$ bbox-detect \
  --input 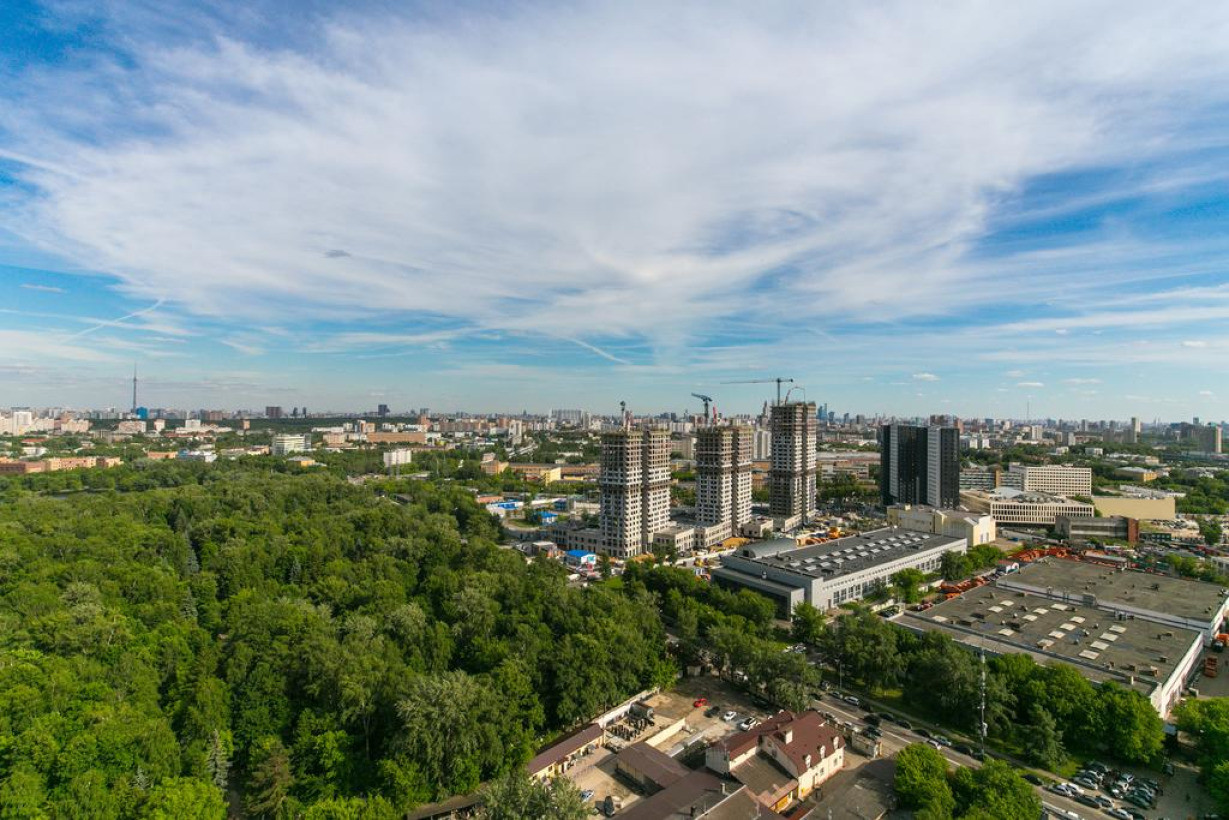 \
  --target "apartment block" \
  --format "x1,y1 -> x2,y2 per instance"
599,428 -> 671,558
1006,464 -> 1092,496
769,403 -> 817,522
695,425 -> 753,531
